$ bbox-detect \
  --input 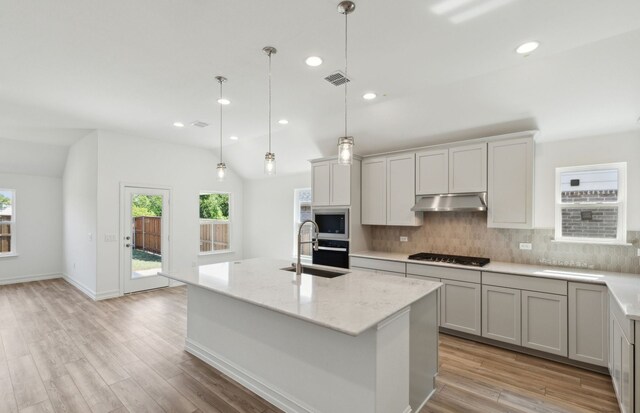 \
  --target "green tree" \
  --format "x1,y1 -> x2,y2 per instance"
200,194 -> 229,220
132,195 -> 162,217
0,194 -> 11,211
